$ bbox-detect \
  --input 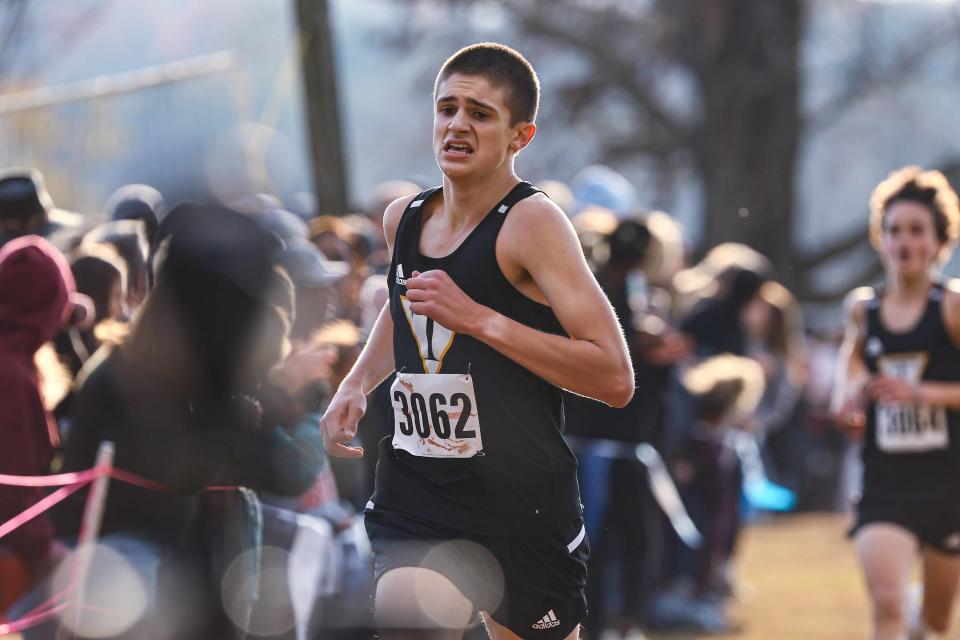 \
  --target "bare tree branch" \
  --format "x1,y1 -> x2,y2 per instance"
801,154 -> 960,273
0,0 -> 30,81
805,16 -> 960,133
495,0 -> 694,149
599,133 -> 677,162
798,223 -> 870,270
800,256 -> 884,303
